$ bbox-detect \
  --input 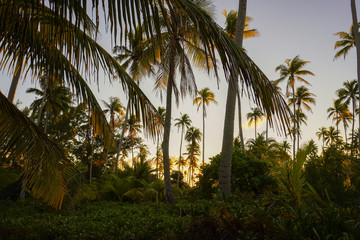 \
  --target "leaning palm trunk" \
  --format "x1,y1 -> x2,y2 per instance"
351,0 -> 360,153
297,104 -> 300,153
113,100 -> 130,174
219,0 -> 247,195
162,42 -> 176,204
